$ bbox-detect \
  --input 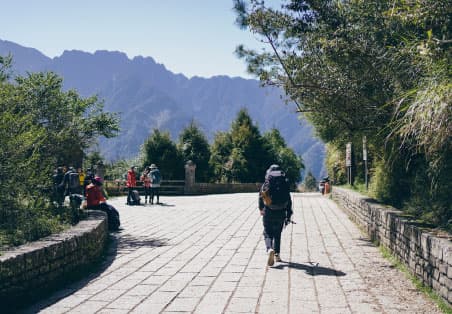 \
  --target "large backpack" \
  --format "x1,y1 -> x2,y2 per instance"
69,172 -> 80,190
151,169 -> 161,185
260,170 -> 290,210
